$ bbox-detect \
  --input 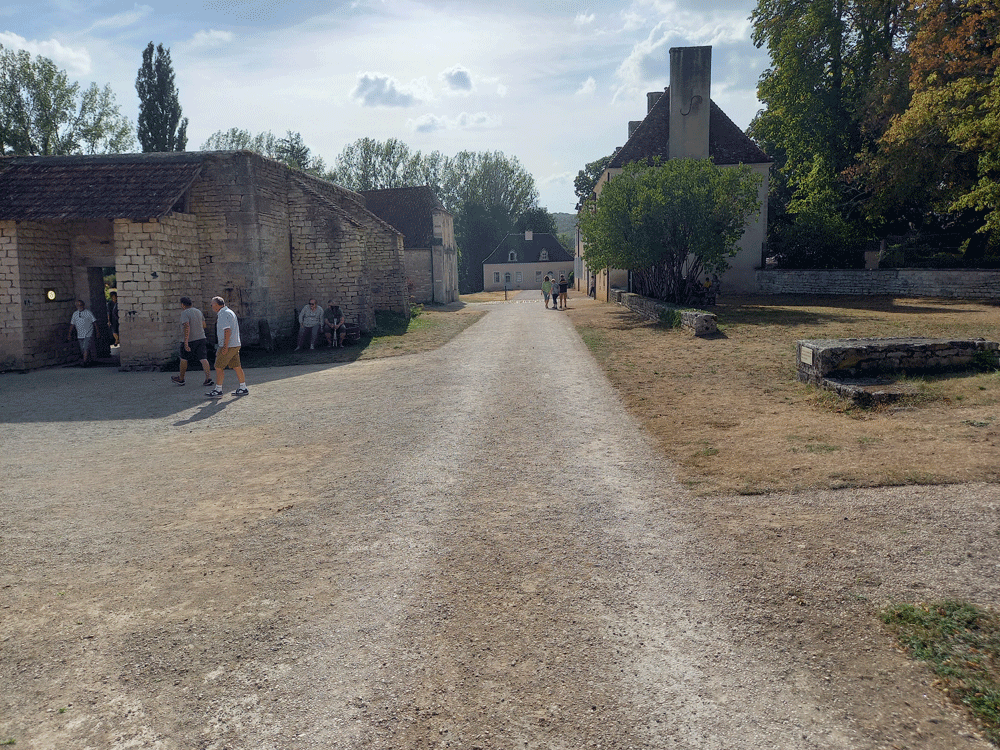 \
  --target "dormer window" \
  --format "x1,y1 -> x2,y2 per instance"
539,250 -> 548,261
508,251 -> 517,262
